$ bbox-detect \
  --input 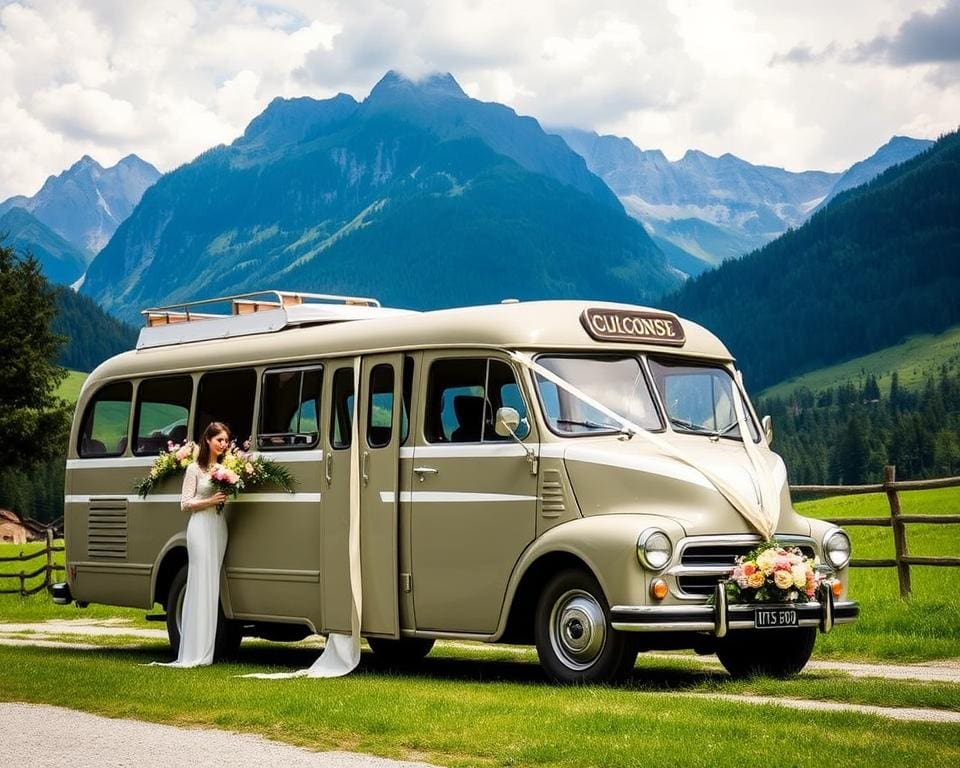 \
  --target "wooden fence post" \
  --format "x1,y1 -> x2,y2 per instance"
885,465 -> 912,600
45,527 -> 54,593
